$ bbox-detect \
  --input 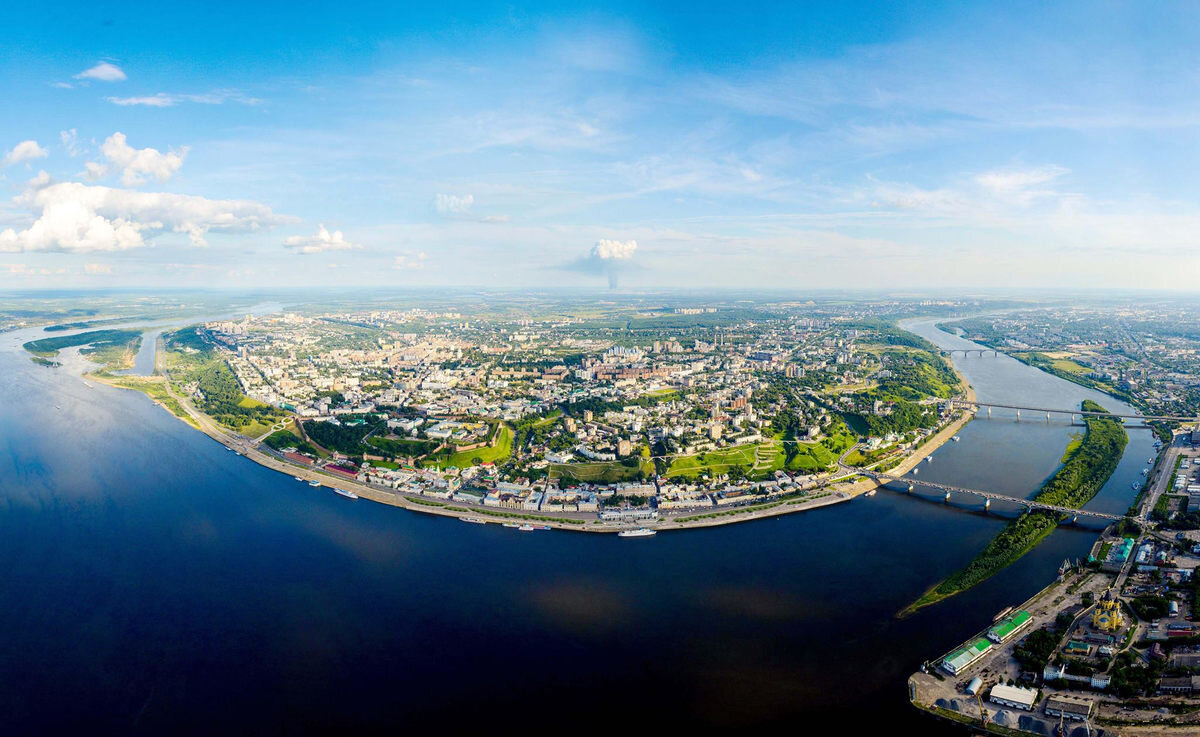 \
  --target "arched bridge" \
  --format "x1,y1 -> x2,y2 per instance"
948,399 -> 1197,423
862,470 -> 1123,521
